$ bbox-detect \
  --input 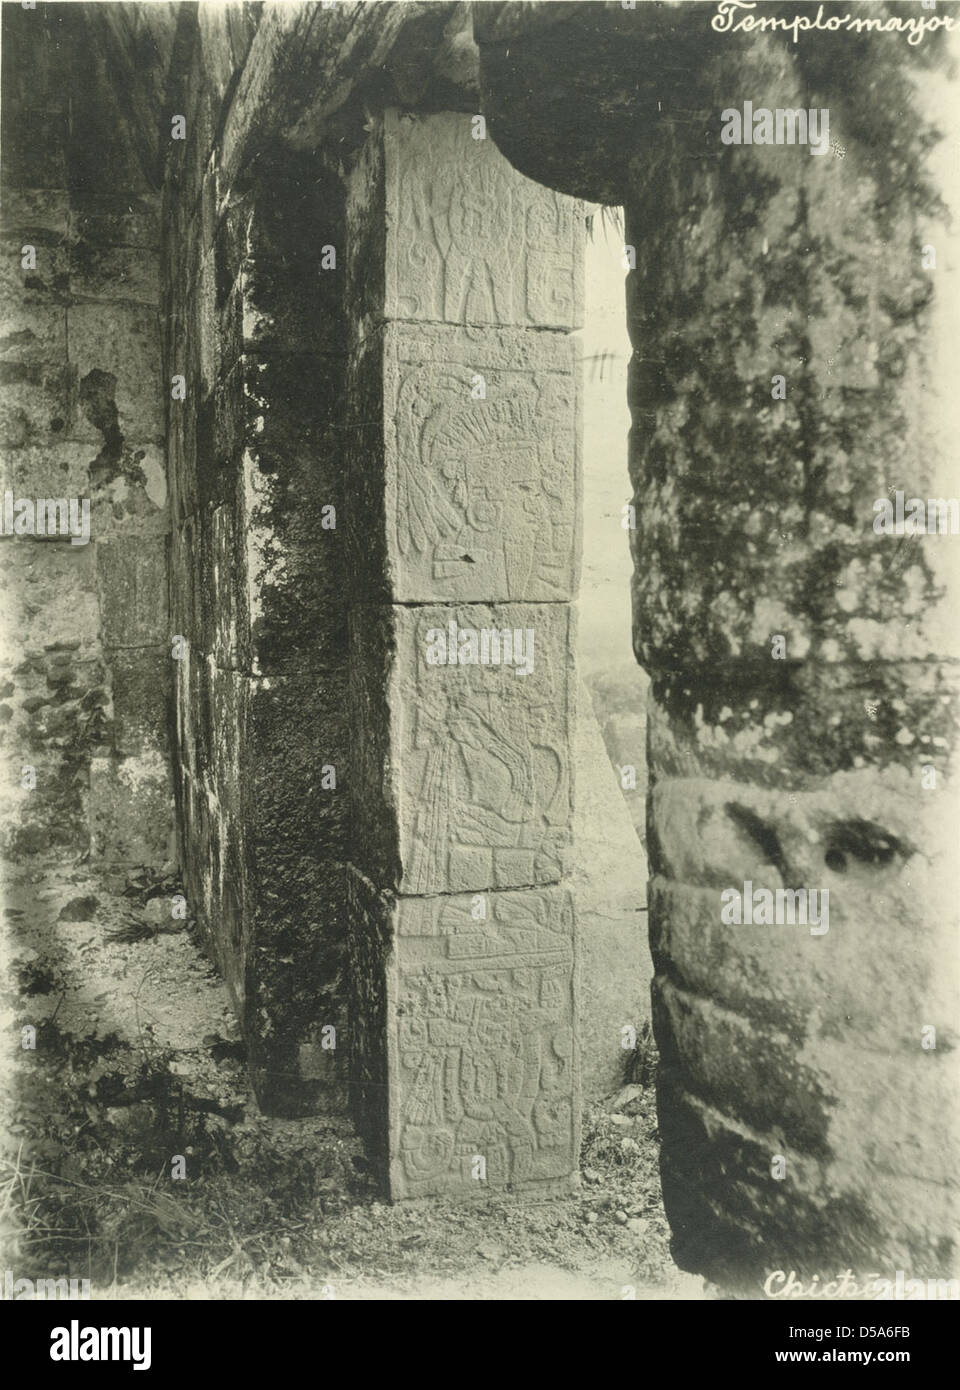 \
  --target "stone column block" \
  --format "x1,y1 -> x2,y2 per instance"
347,322 -> 581,604
350,601 -> 576,896
89,751 -> 176,869
347,108 -> 583,339
67,302 -> 163,444
348,870 -> 580,1200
